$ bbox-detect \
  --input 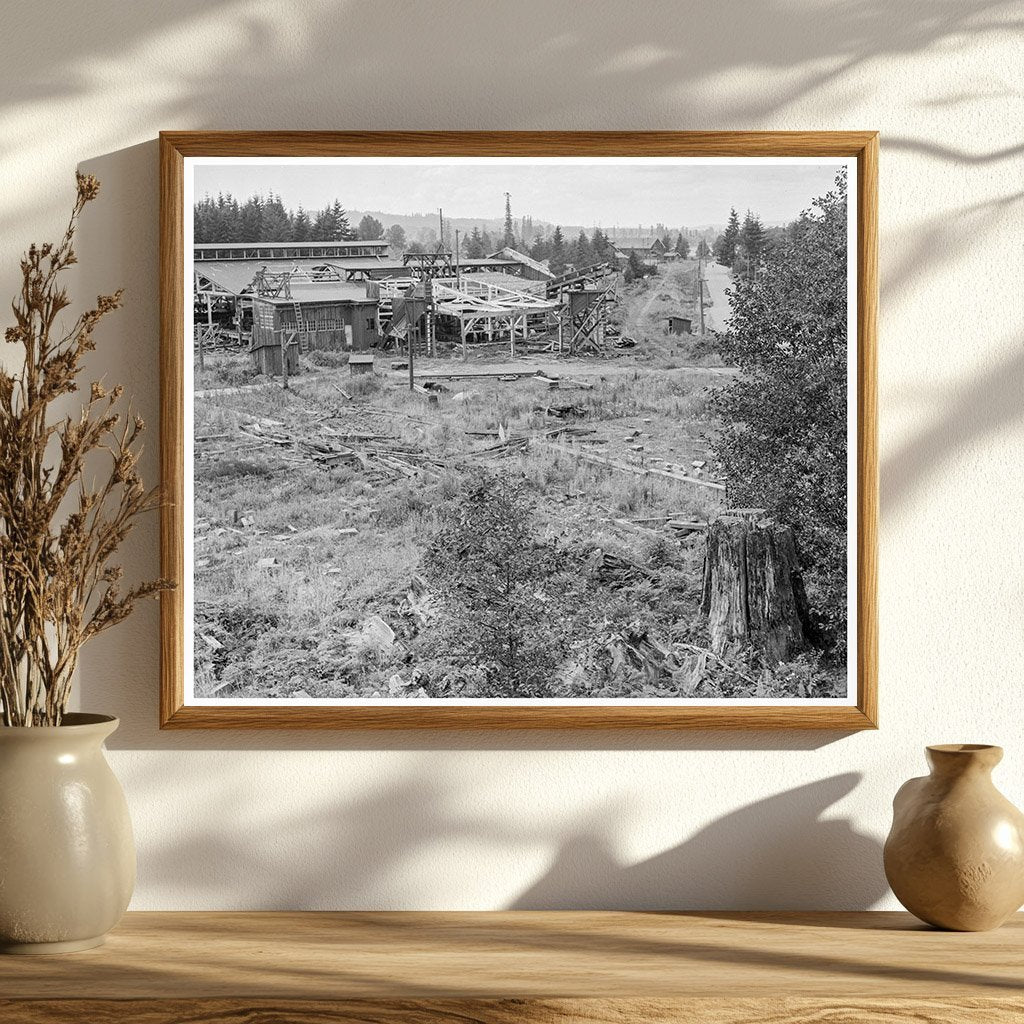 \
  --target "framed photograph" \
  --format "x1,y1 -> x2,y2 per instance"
160,131 -> 877,729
